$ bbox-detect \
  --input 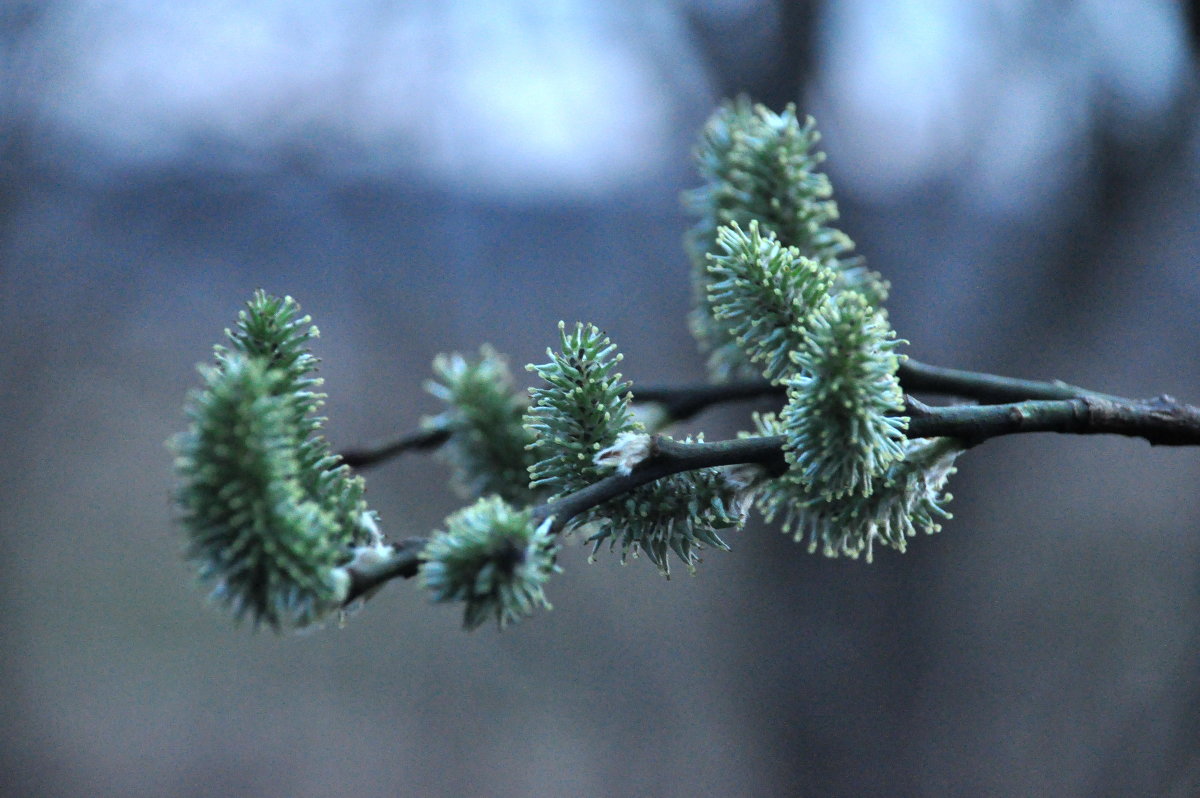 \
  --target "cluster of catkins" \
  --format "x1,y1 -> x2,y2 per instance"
174,101 -> 961,632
